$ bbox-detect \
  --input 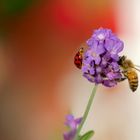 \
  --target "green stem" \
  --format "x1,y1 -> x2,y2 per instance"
74,84 -> 98,140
